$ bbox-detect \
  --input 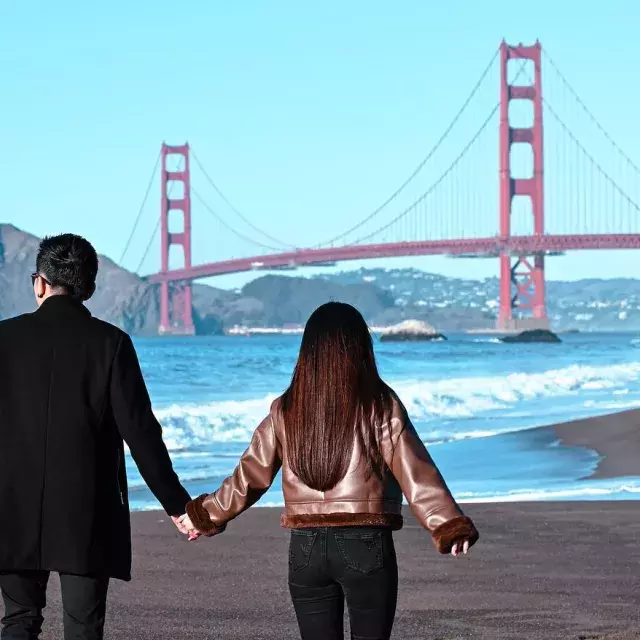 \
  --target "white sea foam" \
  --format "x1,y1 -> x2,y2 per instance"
584,399 -> 640,411
420,429 -> 501,446
395,362 -> 640,421
152,362 -> 640,451
156,394 -> 279,450
456,482 -> 640,503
